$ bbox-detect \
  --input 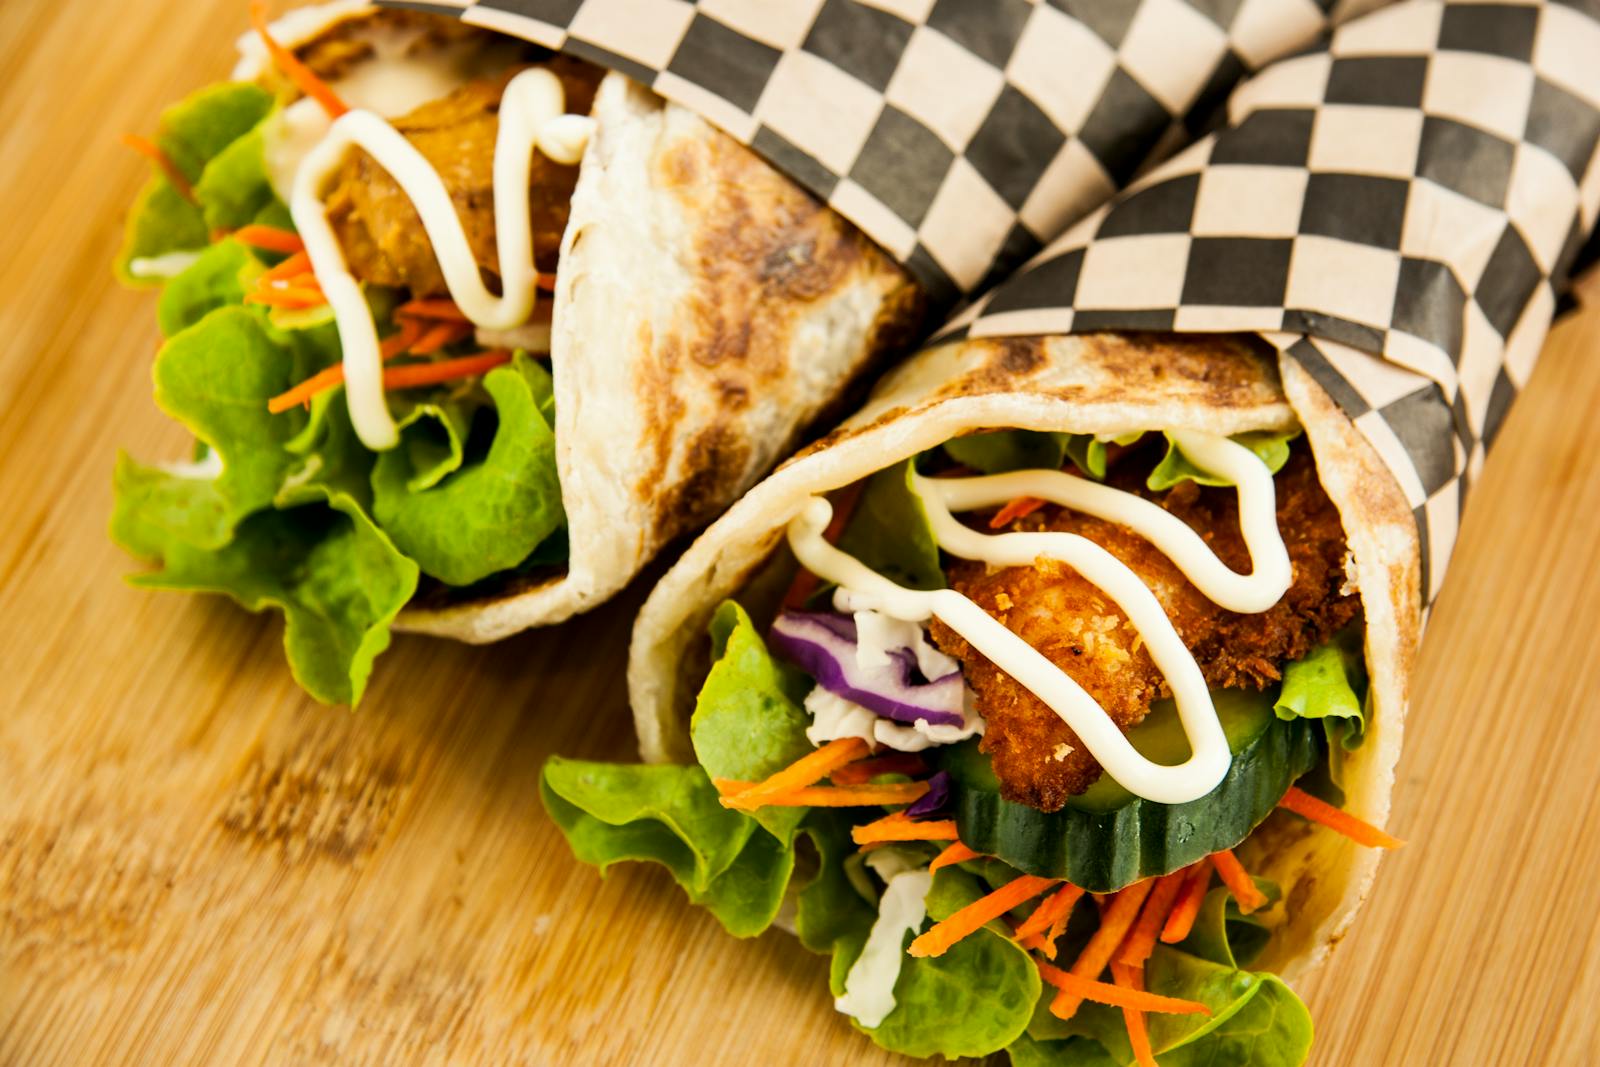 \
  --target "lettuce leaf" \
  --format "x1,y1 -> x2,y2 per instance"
1017,945 -> 1312,1067
1275,630 -> 1366,744
371,354 -> 564,586
156,239 -> 264,337
1147,430 -> 1298,491
942,430 -> 1144,481
540,601 -> 816,936
116,82 -> 276,282
829,865 -> 1040,1058
835,460 -> 944,592
194,123 -> 277,233
113,306 -> 319,552
690,601 -> 814,839
1175,879 -> 1280,969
